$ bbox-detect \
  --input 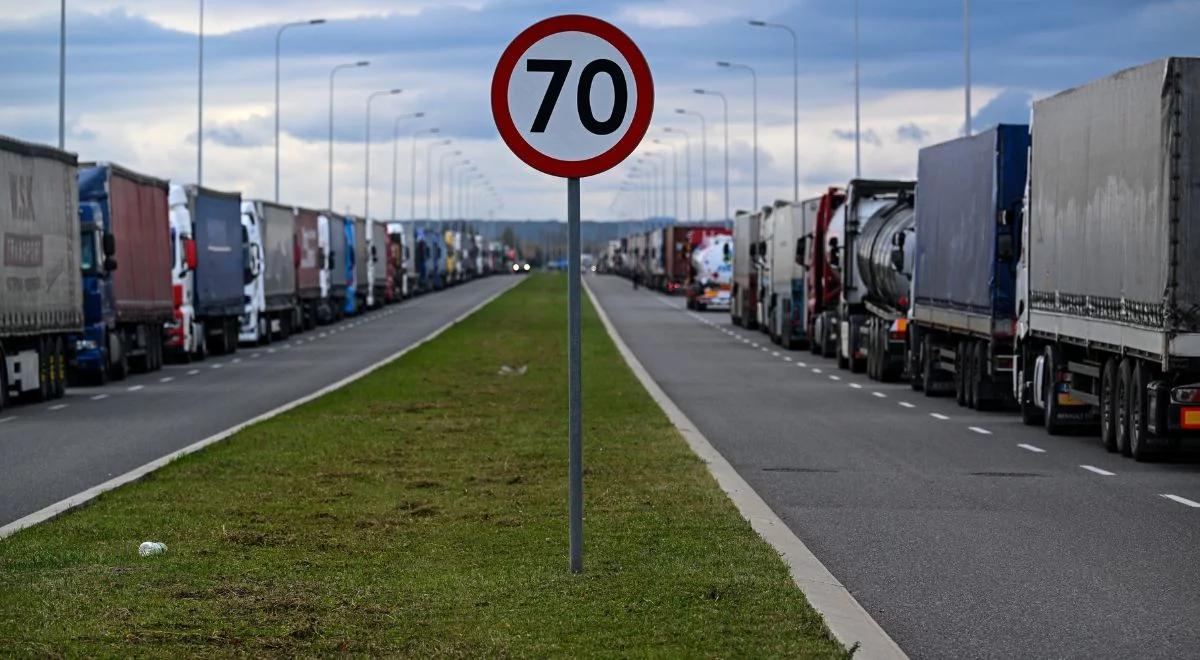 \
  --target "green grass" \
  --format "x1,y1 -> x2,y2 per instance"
0,274 -> 845,658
